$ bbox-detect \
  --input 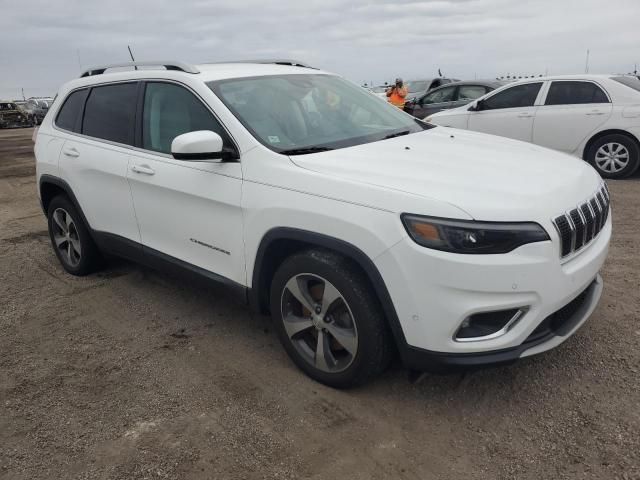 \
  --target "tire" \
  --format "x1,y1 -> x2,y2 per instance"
46,195 -> 102,276
586,133 -> 640,179
270,249 -> 392,388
